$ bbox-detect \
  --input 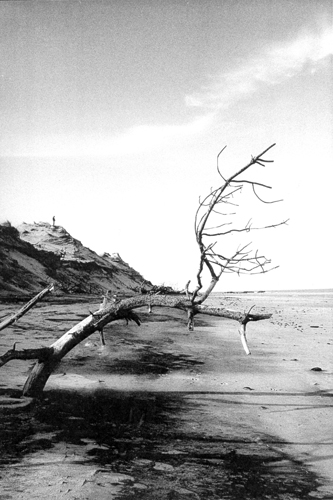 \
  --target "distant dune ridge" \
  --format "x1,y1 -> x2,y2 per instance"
0,221 -> 151,296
